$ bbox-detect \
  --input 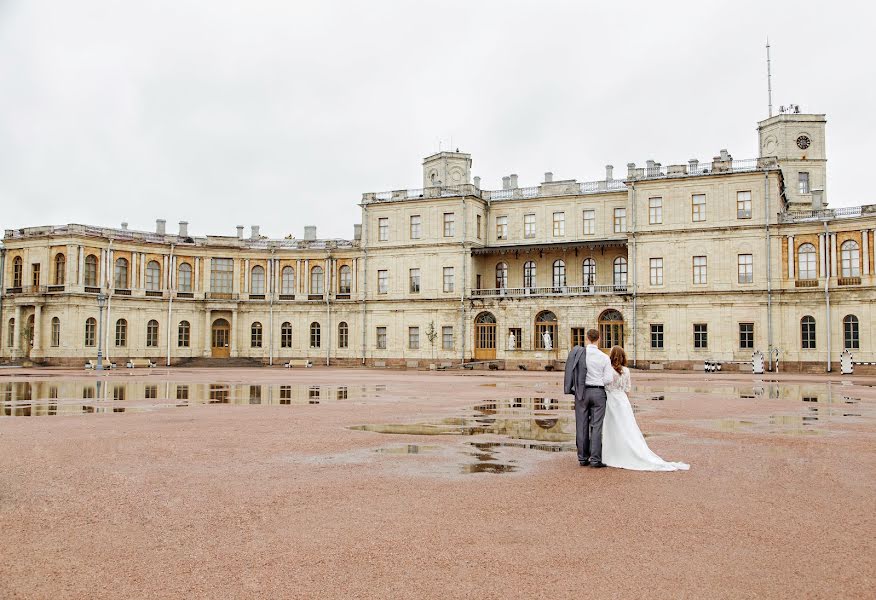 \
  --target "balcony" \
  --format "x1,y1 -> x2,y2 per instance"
838,277 -> 862,286
248,293 -> 266,300
114,288 -> 132,296
471,285 -> 629,299
145,290 -> 165,298
795,279 -> 819,288
5,286 -> 22,294
175,292 -> 194,299
46,285 -> 65,293
84,286 -> 101,294
206,292 -> 238,300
